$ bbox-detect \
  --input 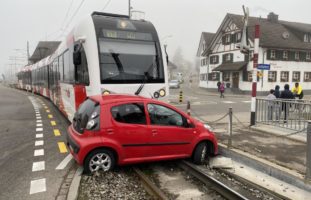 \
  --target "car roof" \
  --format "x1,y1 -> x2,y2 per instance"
89,94 -> 154,105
